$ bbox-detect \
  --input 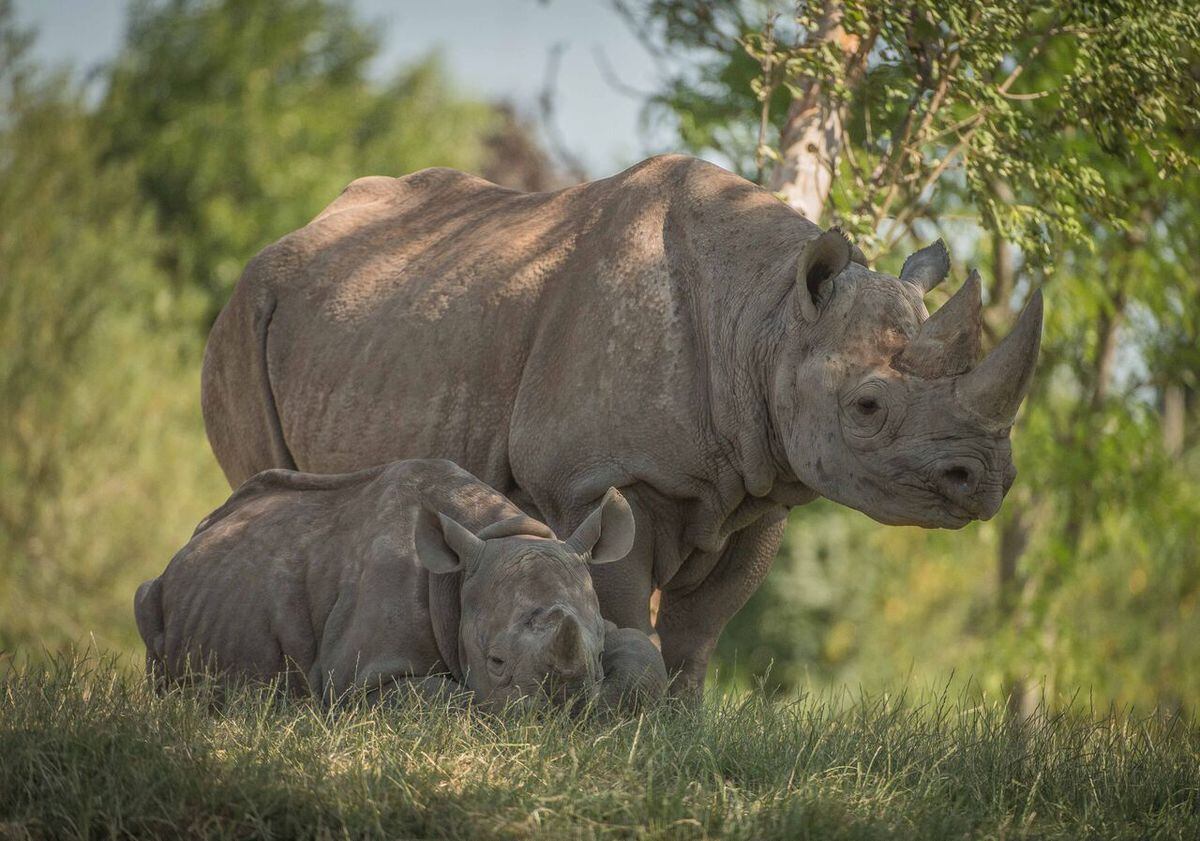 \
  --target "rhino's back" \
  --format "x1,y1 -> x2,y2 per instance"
213,155 -> 780,495
151,458 -> 534,688
153,461 -> 437,684
155,486 -> 330,683
256,168 -> 575,484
